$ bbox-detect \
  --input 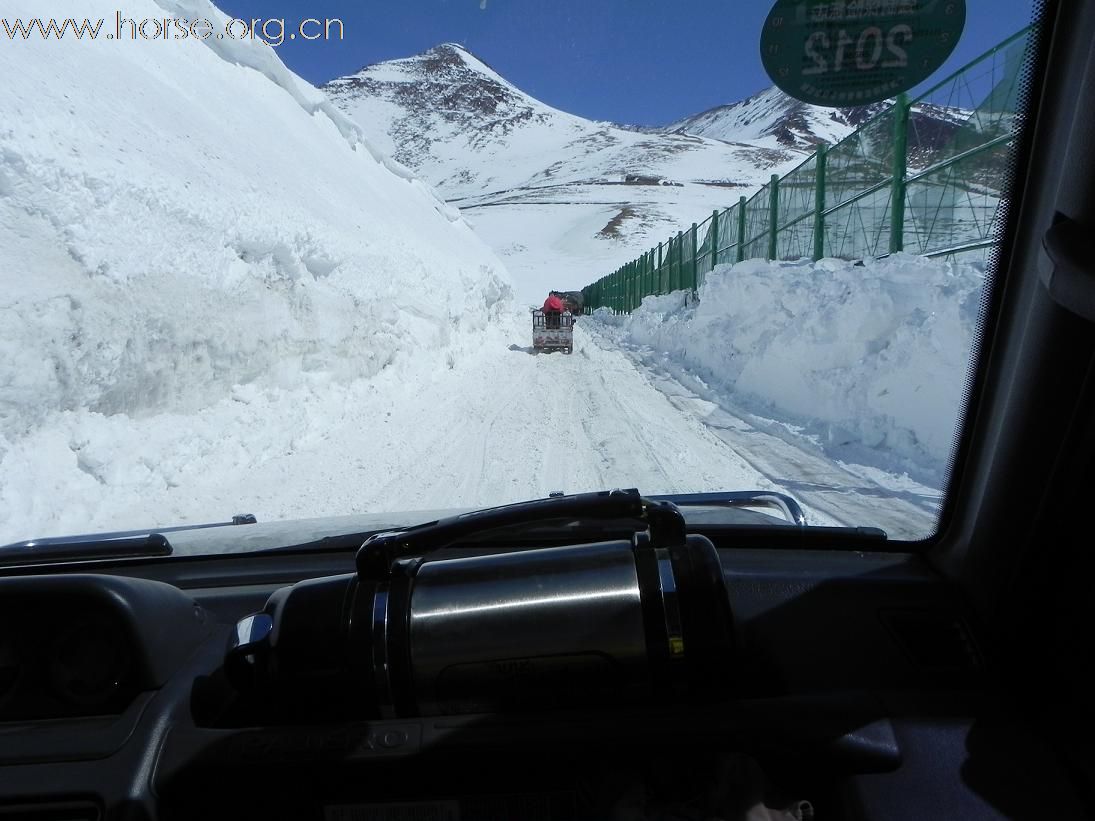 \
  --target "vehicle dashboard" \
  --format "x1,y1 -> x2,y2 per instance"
0,536 -> 1073,821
